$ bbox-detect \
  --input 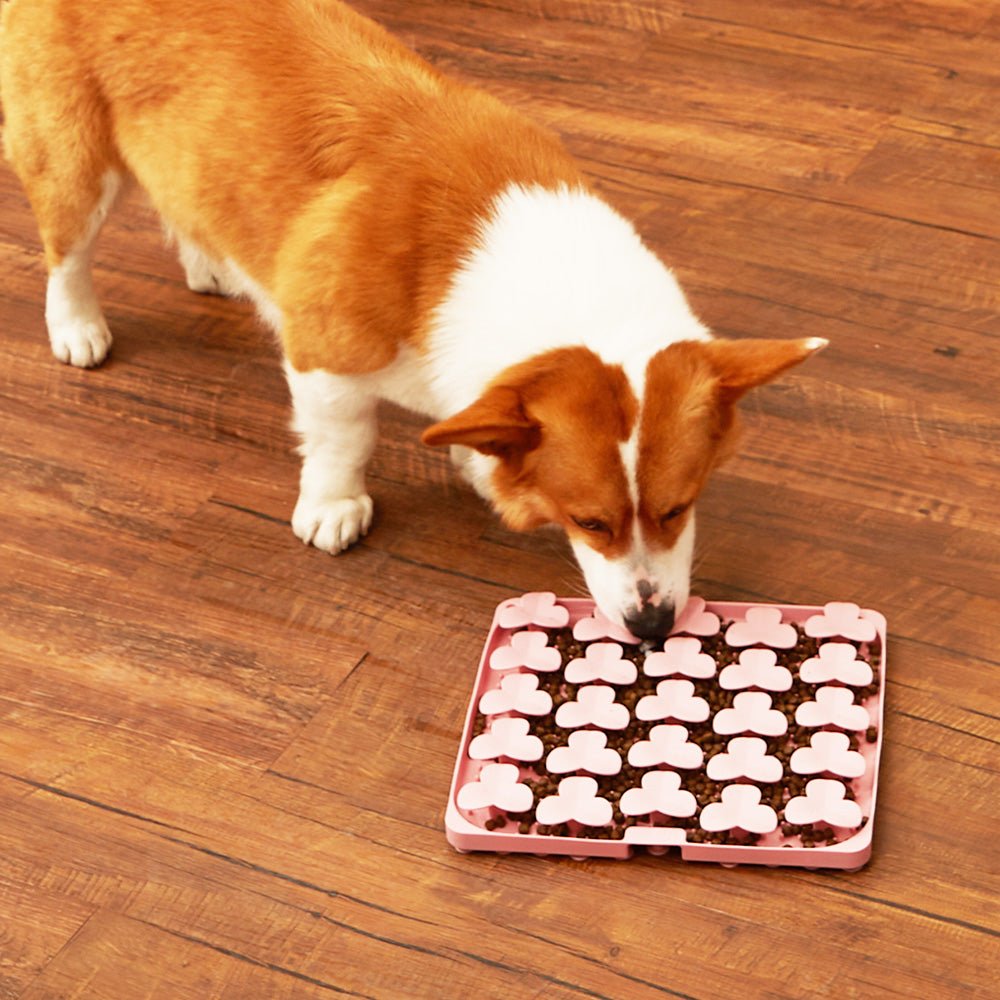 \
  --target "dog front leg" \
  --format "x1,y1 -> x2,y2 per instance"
284,362 -> 377,553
